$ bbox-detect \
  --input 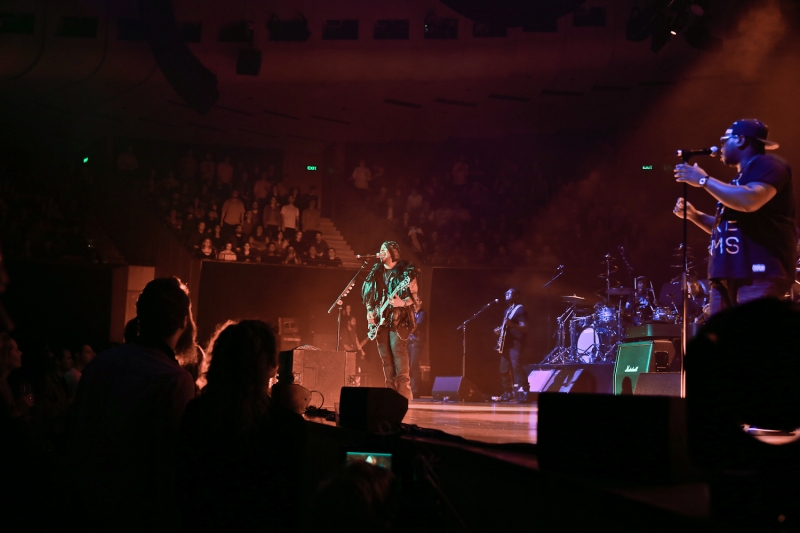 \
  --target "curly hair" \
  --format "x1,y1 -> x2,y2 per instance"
201,320 -> 277,430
